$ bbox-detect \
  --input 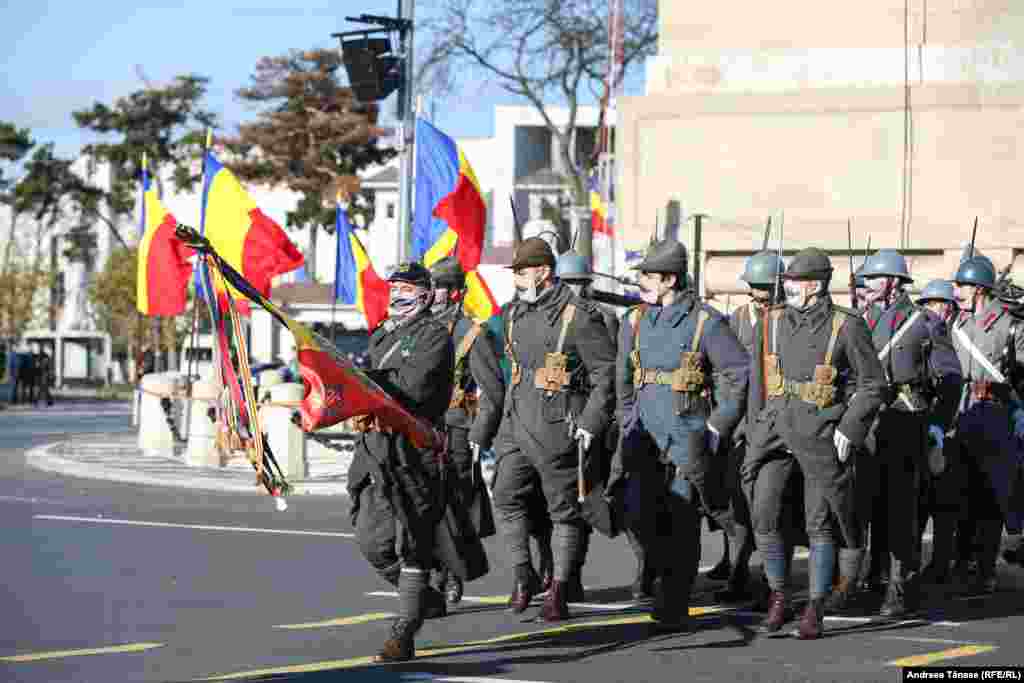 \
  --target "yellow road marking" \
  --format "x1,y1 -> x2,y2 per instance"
275,612 -> 396,630
205,609 -> 726,680
888,645 -> 998,667
1,642 -> 164,663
